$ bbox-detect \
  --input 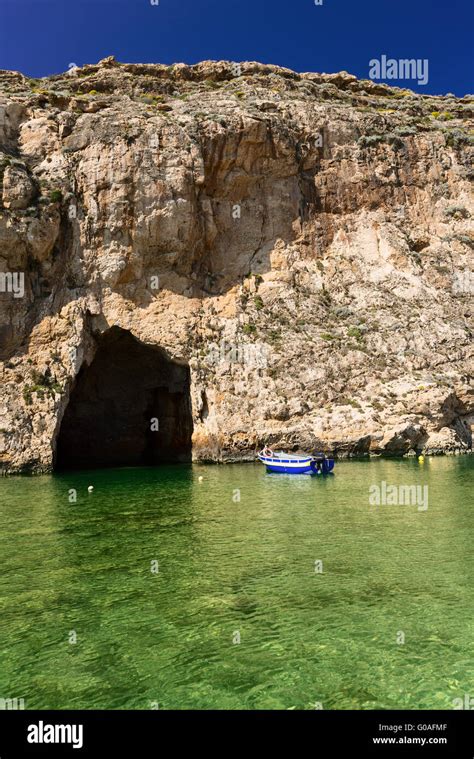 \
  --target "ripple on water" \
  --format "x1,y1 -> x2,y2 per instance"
0,457 -> 473,709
